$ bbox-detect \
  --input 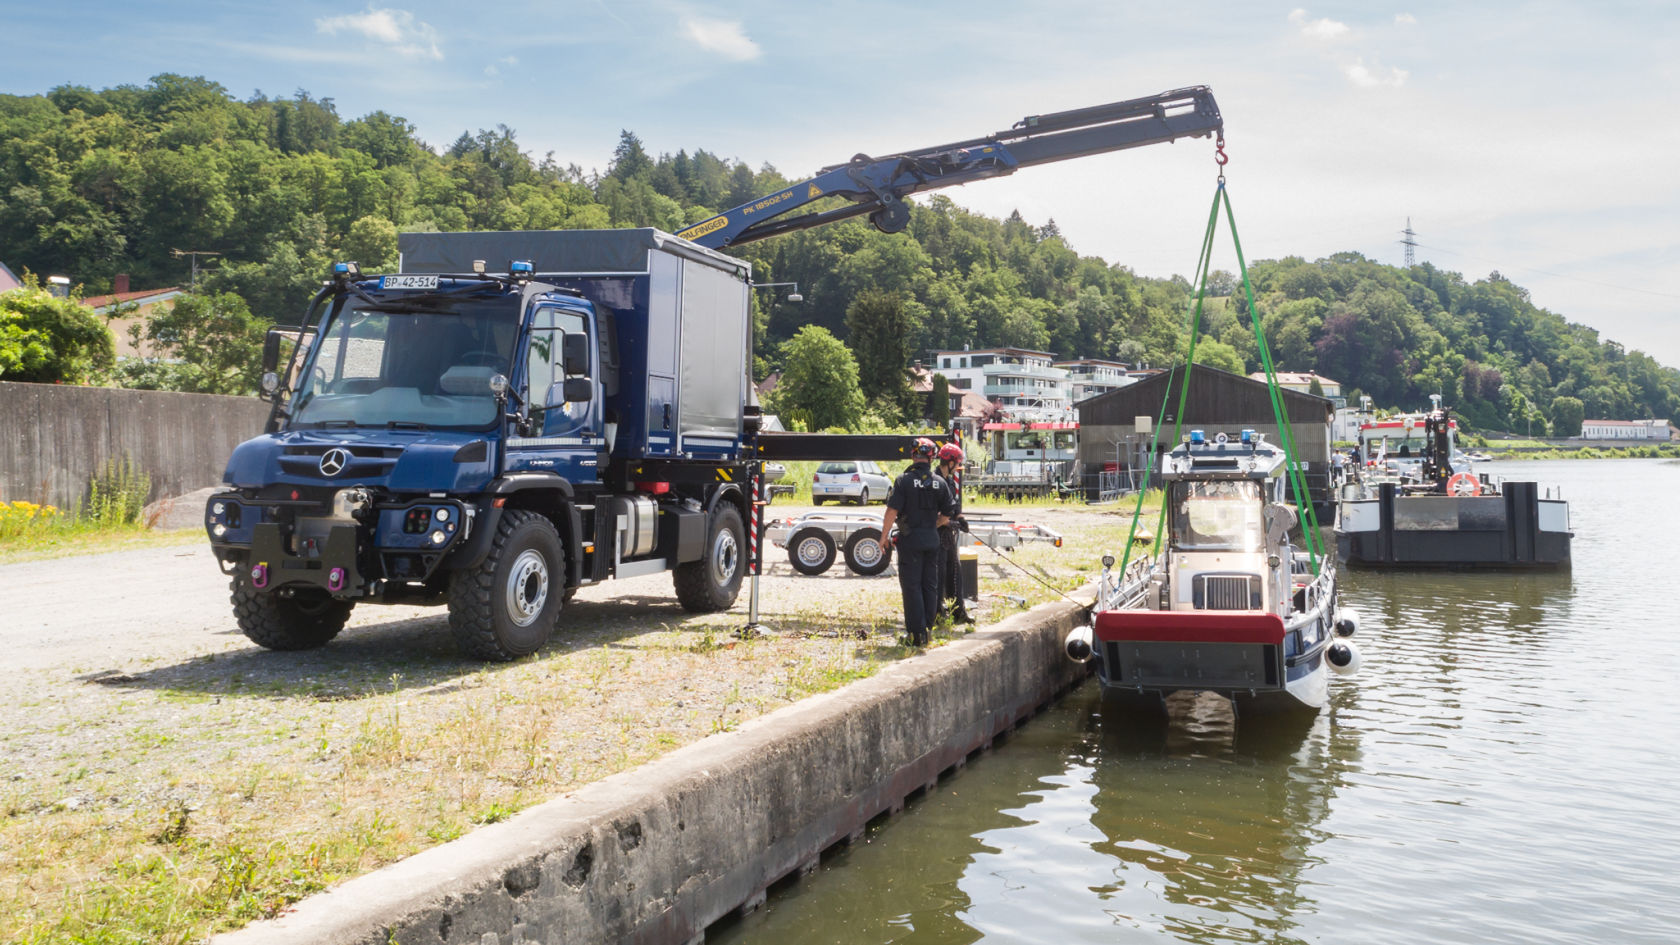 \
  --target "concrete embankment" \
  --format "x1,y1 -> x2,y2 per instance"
214,596 -> 1092,945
